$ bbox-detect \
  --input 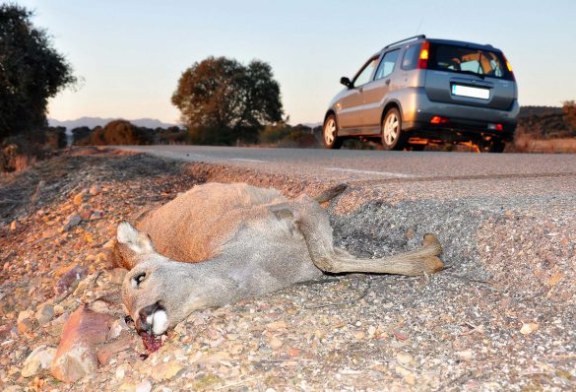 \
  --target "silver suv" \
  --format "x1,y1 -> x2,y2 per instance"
323,35 -> 518,152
